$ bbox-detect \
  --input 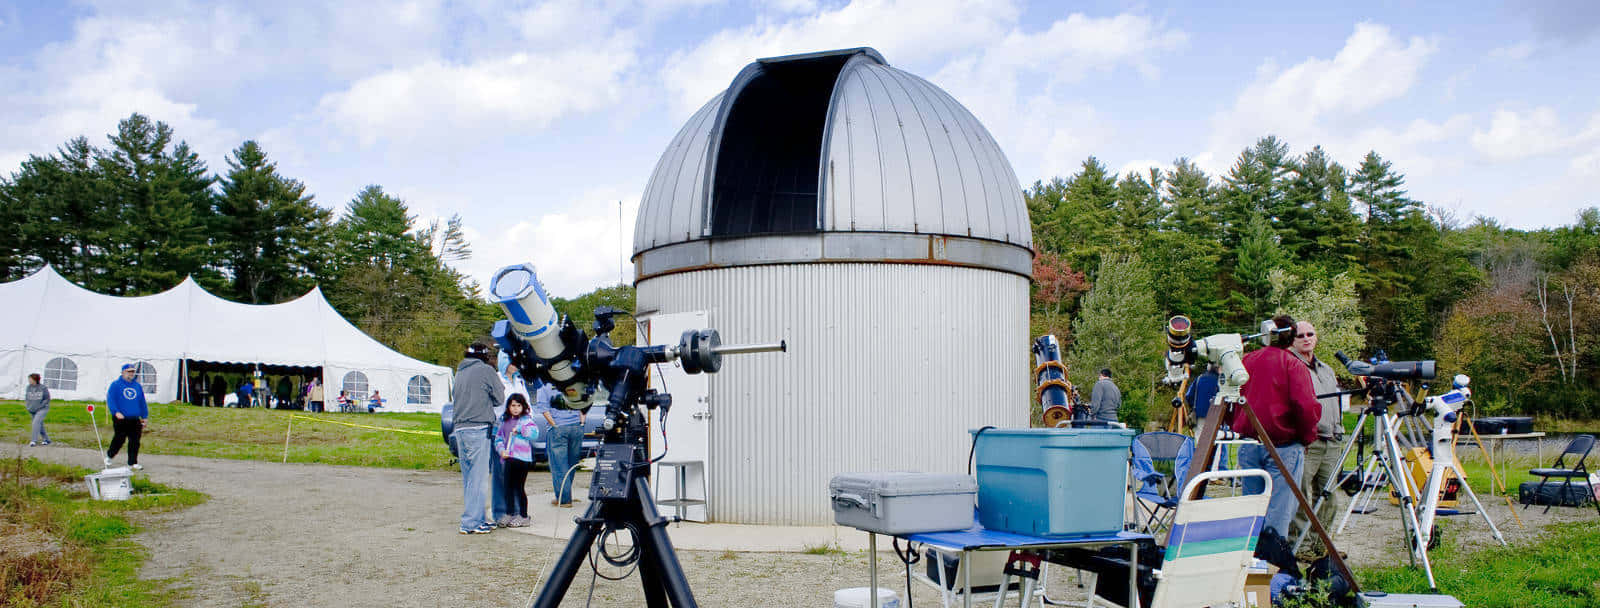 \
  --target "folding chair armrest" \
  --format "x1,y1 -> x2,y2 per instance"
1180,469 -> 1271,499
